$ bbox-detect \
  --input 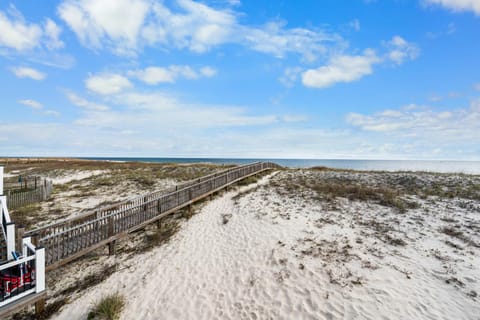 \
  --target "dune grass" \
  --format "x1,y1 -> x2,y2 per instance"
88,292 -> 125,320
